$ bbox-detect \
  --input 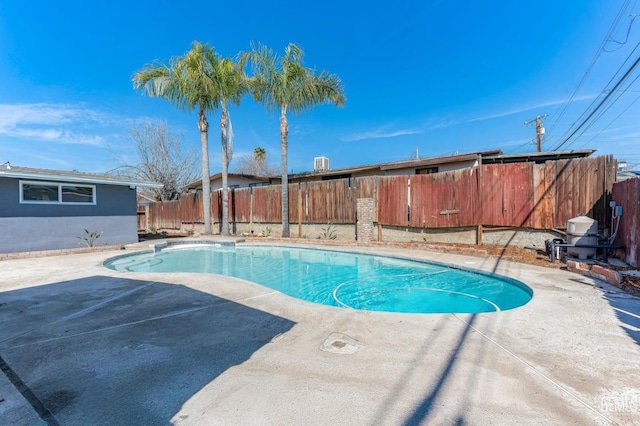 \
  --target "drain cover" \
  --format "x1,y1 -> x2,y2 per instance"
320,332 -> 362,354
